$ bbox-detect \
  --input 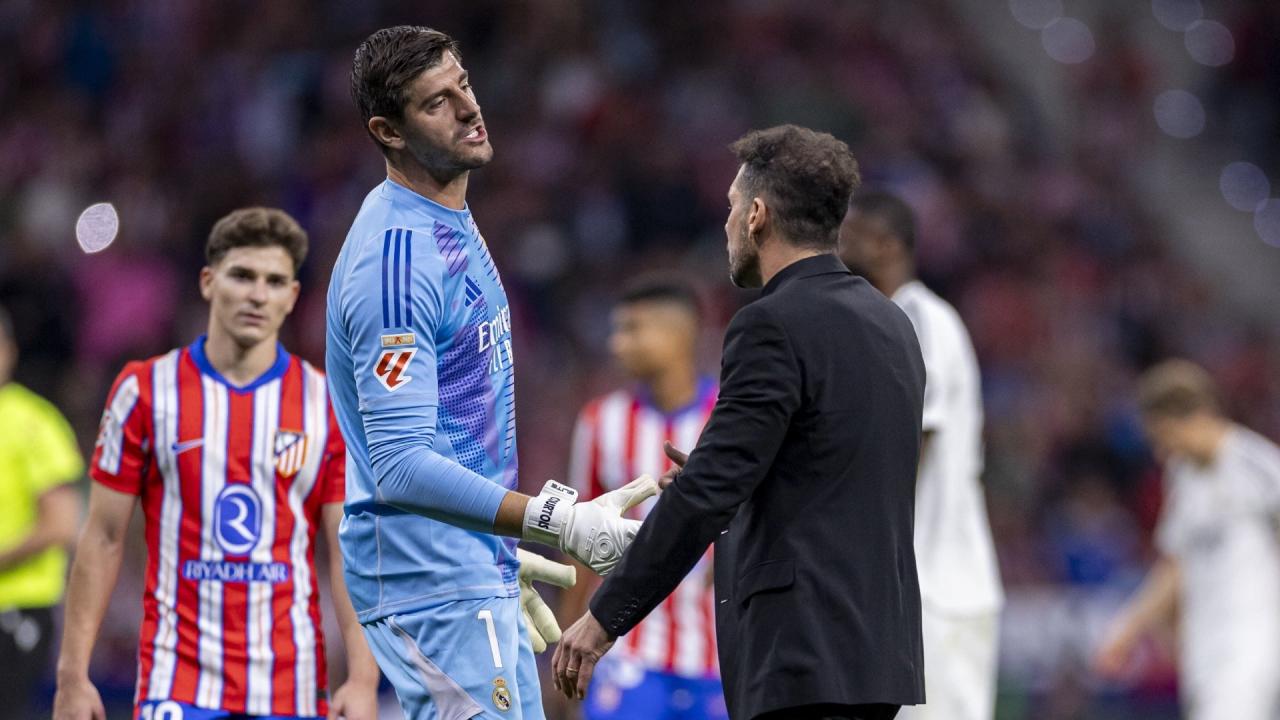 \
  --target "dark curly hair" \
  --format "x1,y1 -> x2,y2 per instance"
351,26 -> 460,153
206,207 -> 308,276
730,125 -> 861,250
